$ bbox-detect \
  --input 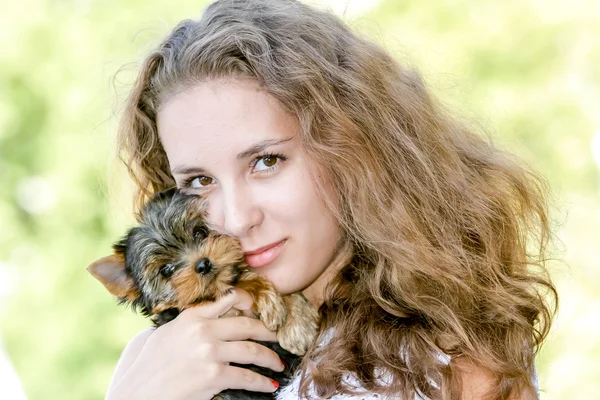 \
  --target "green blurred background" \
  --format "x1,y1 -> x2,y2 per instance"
1,0 -> 598,398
